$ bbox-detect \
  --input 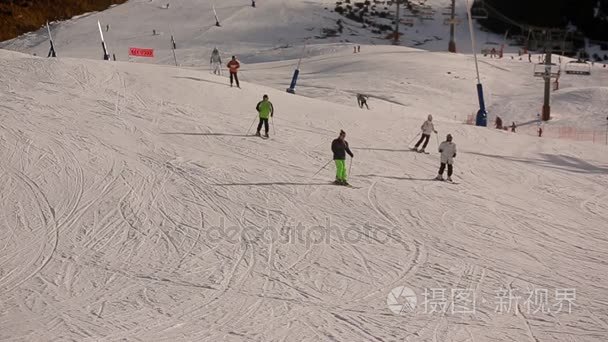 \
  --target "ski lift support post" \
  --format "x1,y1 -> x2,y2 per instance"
466,0 -> 487,126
